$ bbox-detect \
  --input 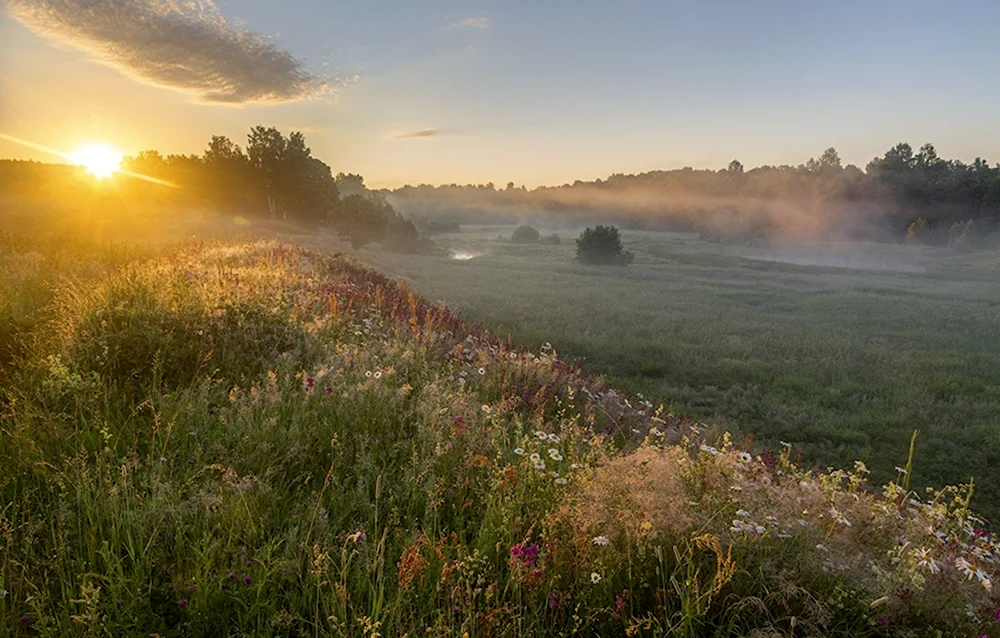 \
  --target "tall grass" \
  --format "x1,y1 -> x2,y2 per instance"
379,226 -> 1000,517
1,238 -> 998,636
